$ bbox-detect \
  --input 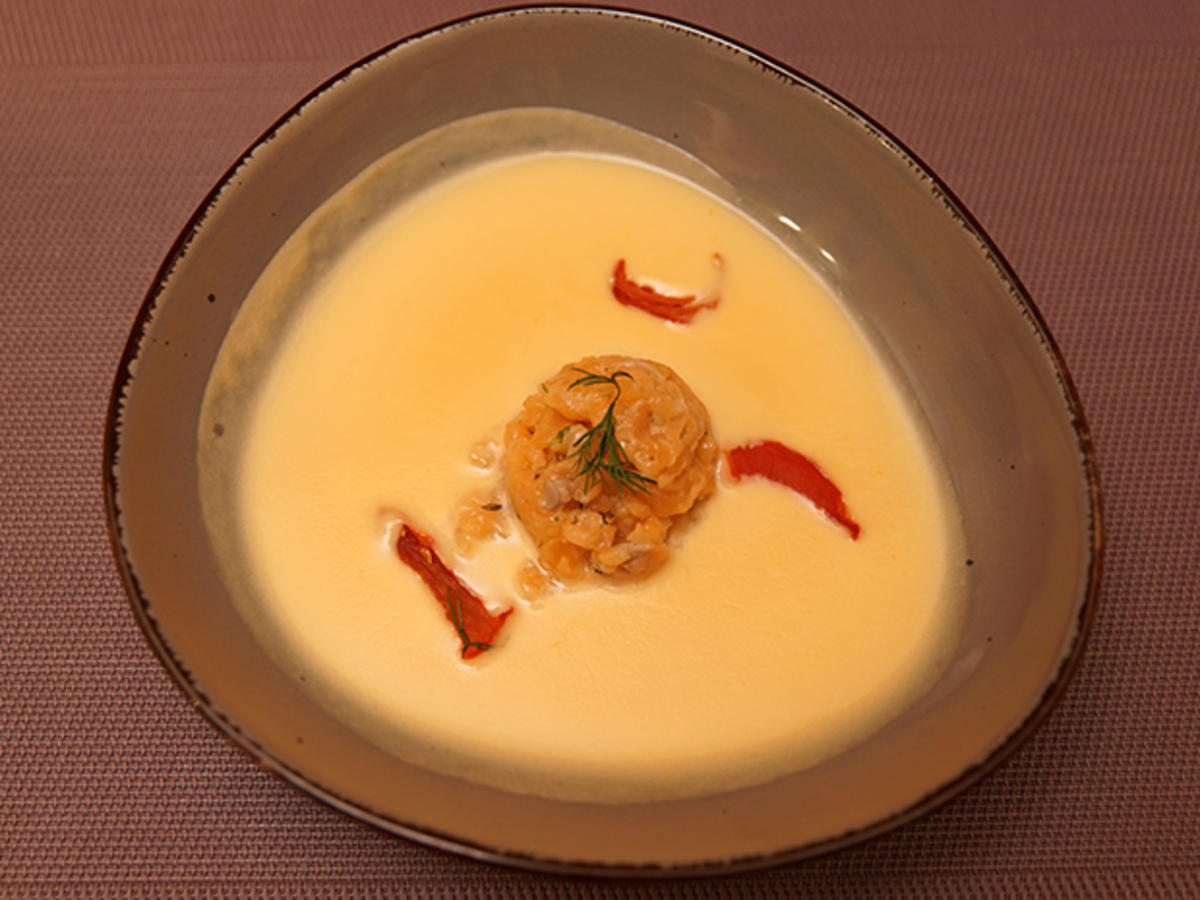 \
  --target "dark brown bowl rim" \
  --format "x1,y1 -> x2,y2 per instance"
103,3 -> 1103,877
